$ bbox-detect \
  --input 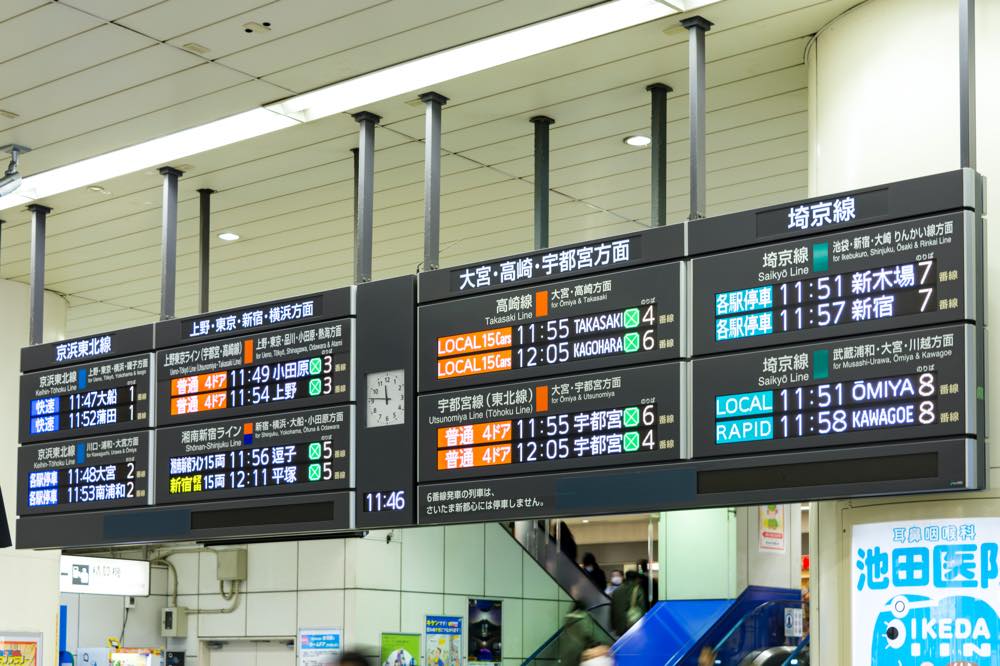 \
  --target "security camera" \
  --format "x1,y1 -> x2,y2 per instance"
0,144 -> 30,198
